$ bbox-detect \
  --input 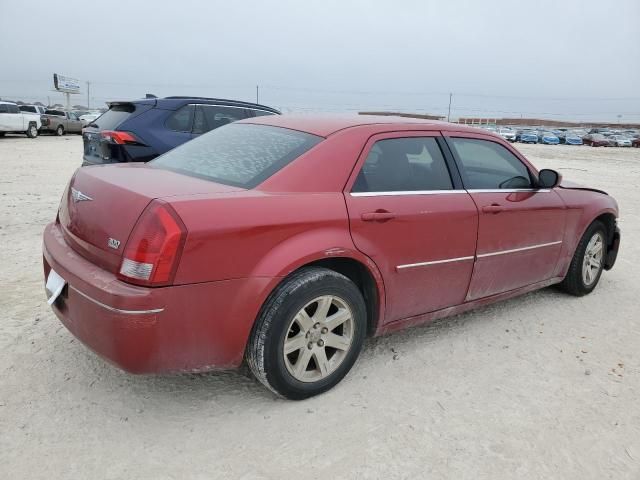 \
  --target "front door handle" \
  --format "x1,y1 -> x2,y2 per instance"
361,210 -> 396,222
481,204 -> 505,214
